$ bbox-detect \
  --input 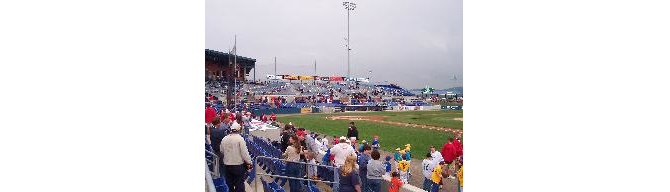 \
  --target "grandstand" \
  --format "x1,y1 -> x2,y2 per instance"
206,80 -> 430,114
